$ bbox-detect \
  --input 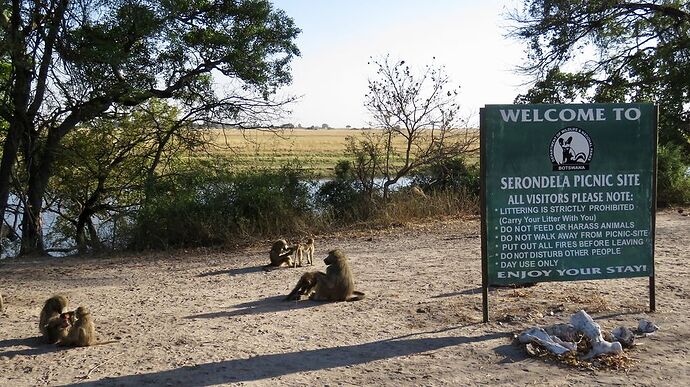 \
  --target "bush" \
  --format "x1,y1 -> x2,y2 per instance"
413,157 -> 480,196
656,144 -> 690,206
316,160 -> 375,223
128,163 -> 315,249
